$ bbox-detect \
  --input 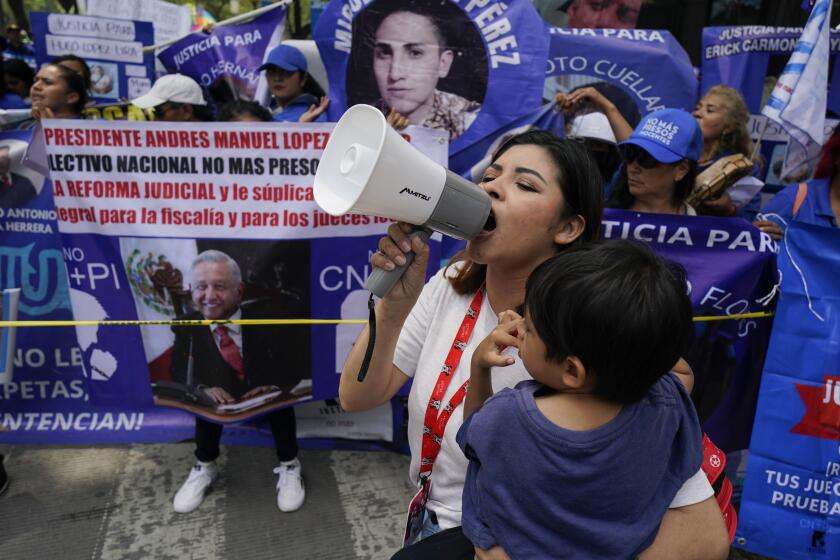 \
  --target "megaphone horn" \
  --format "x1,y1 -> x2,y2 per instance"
314,104 -> 491,297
